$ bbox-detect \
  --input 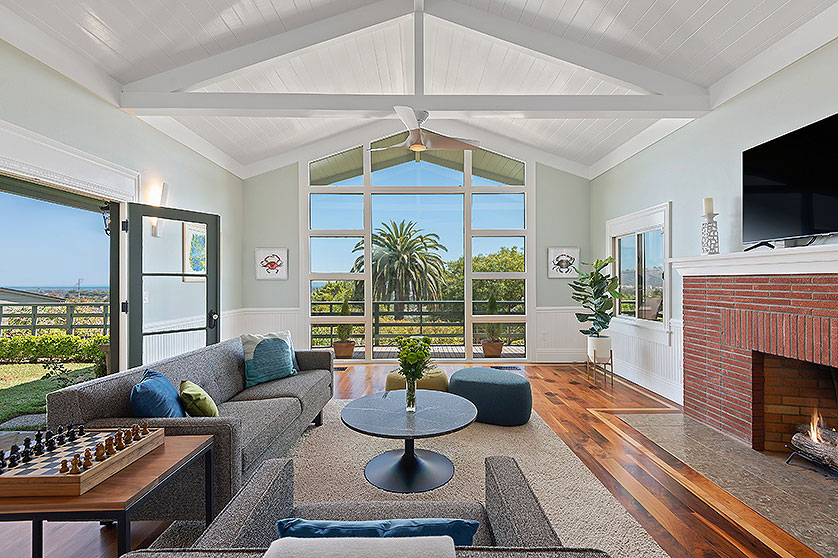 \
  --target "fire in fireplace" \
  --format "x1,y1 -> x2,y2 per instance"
788,408 -> 838,472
